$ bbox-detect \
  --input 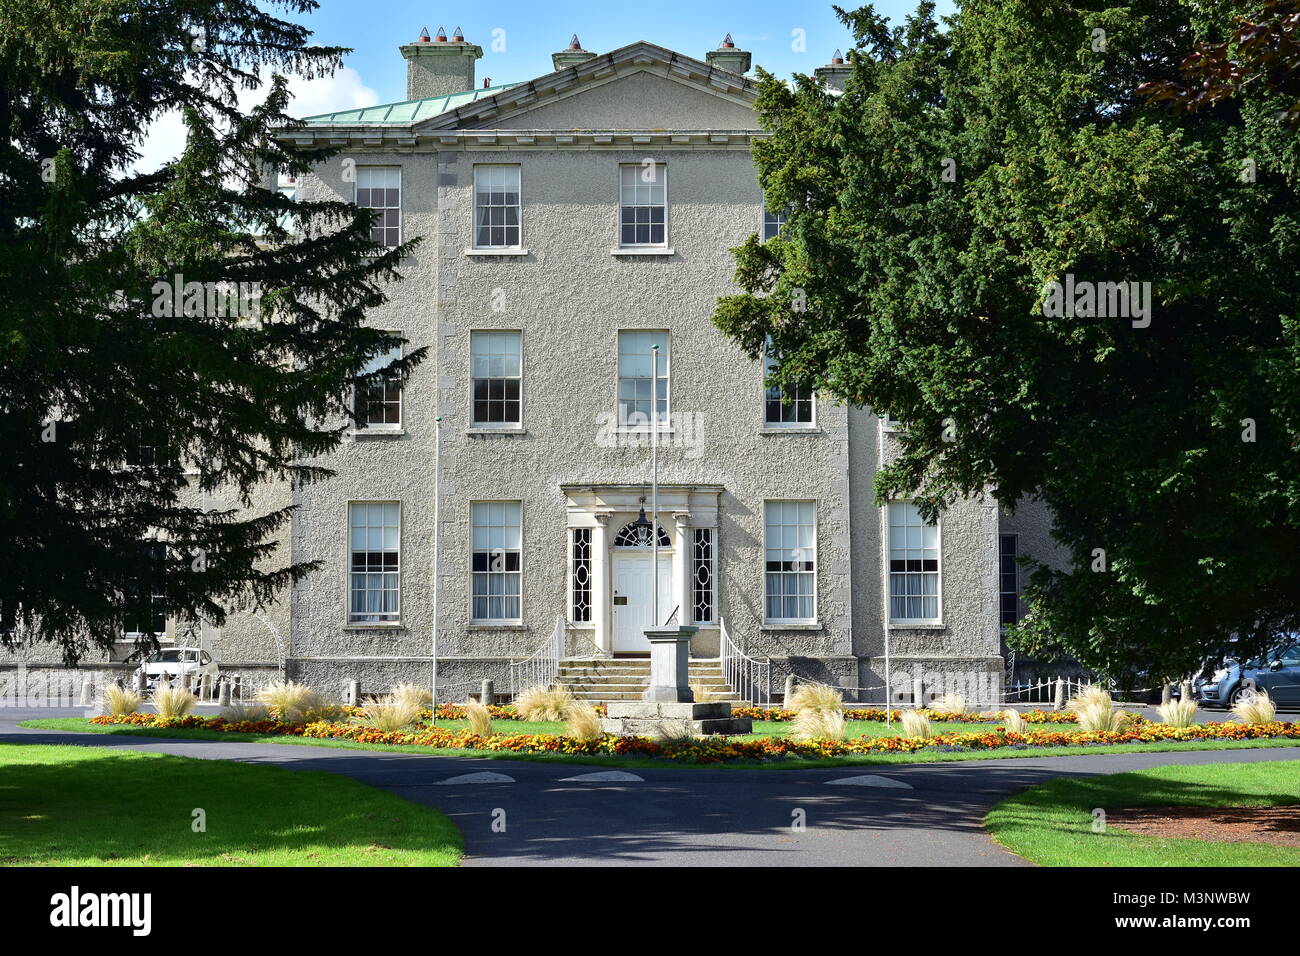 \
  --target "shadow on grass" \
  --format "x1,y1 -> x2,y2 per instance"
0,743 -> 462,867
